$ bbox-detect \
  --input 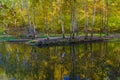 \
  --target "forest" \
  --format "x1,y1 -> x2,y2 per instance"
0,0 -> 119,39
0,0 -> 120,80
